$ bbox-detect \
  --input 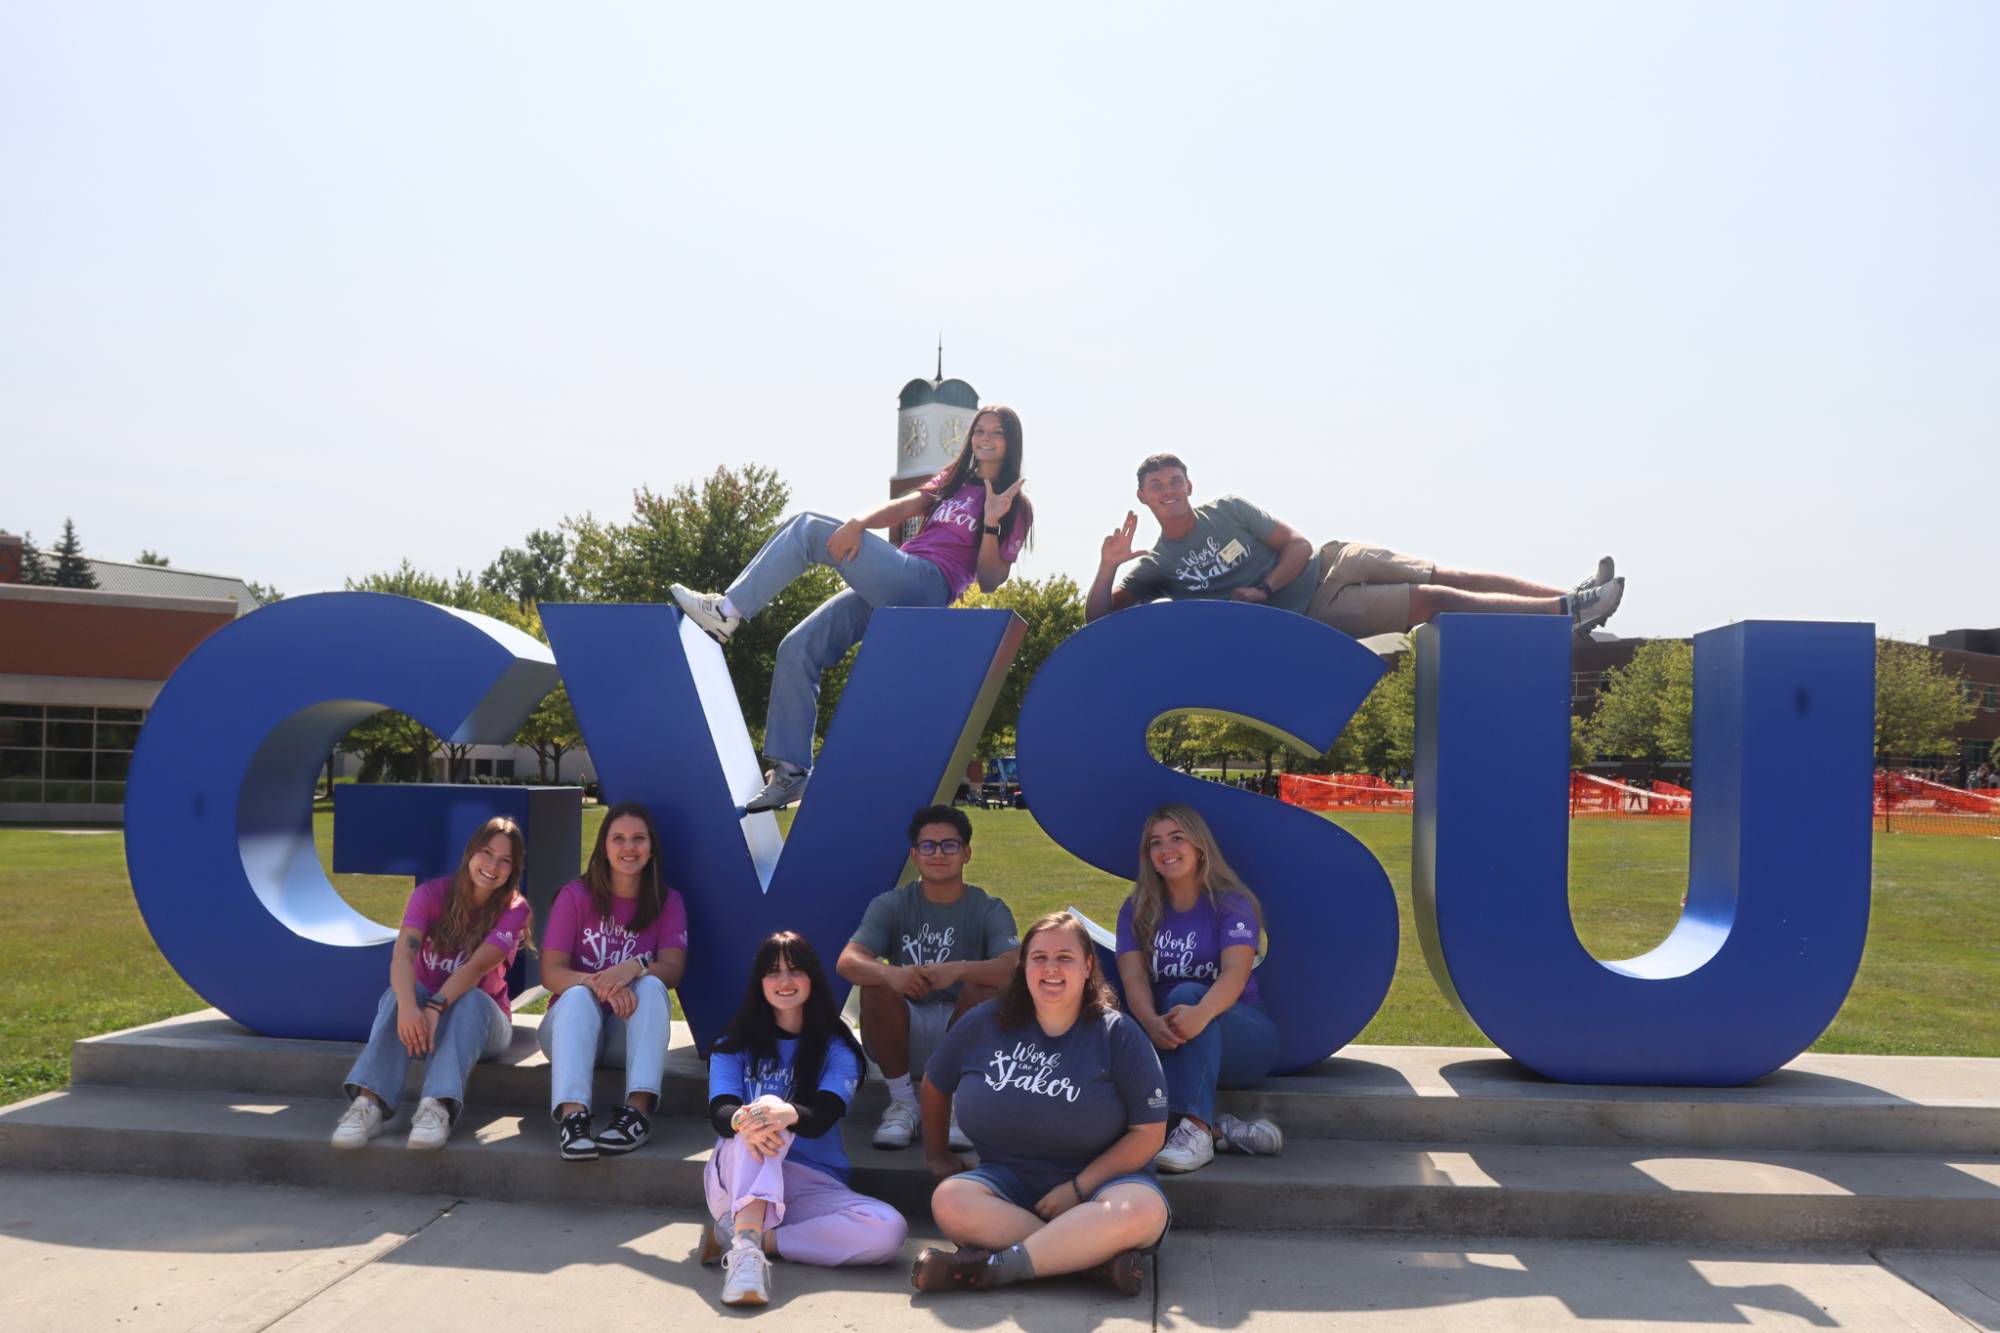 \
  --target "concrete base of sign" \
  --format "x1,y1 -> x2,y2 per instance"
1,1010 -> 1996,1250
